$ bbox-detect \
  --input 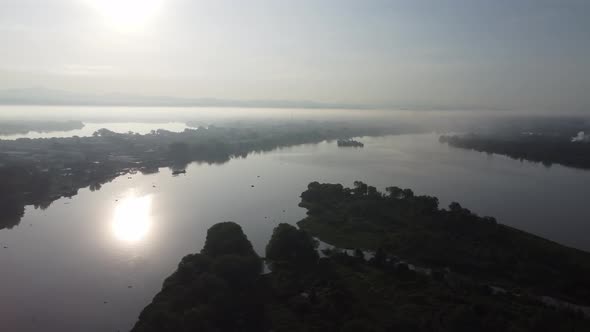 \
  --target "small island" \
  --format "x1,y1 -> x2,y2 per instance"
337,139 -> 364,147
131,182 -> 590,331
